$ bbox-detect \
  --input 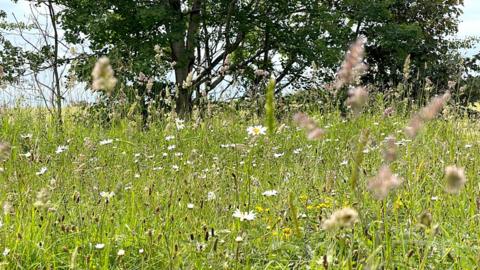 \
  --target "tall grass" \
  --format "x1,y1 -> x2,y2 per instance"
0,102 -> 478,268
